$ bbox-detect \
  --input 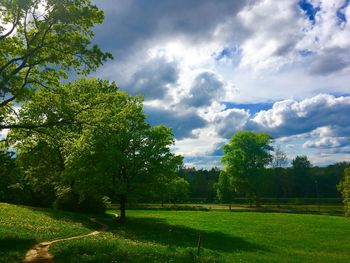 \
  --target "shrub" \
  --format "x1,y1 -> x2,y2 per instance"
338,168 -> 350,218
54,187 -> 107,214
